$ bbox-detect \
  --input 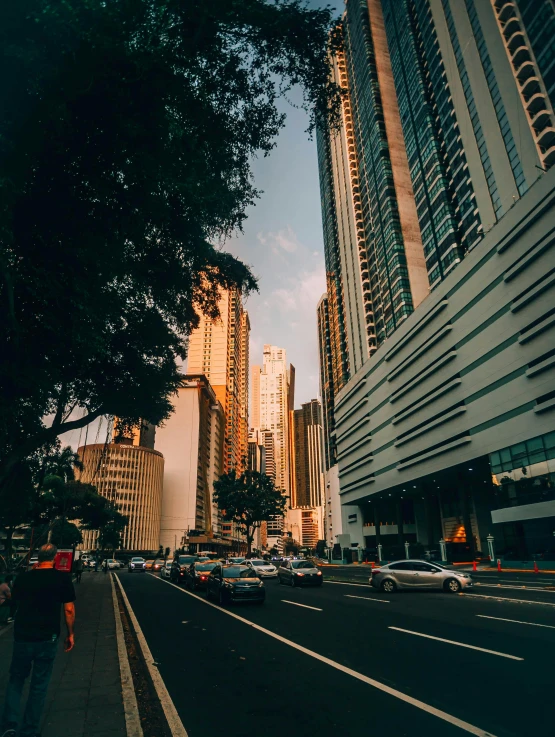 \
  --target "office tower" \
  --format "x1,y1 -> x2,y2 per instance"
251,345 -> 295,496
318,0 -> 553,361
78,440 -> 164,552
155,375 -> 225,553
292,400 -> 325,509
247,428 -> 266,474
187,288 -> 249,473
317,294 -> 337,471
